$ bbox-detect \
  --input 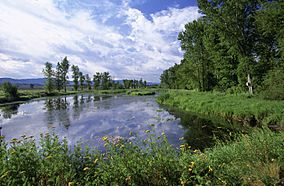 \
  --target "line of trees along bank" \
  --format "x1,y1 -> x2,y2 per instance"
161,0 -> 284,97
43,57 -> 147,93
